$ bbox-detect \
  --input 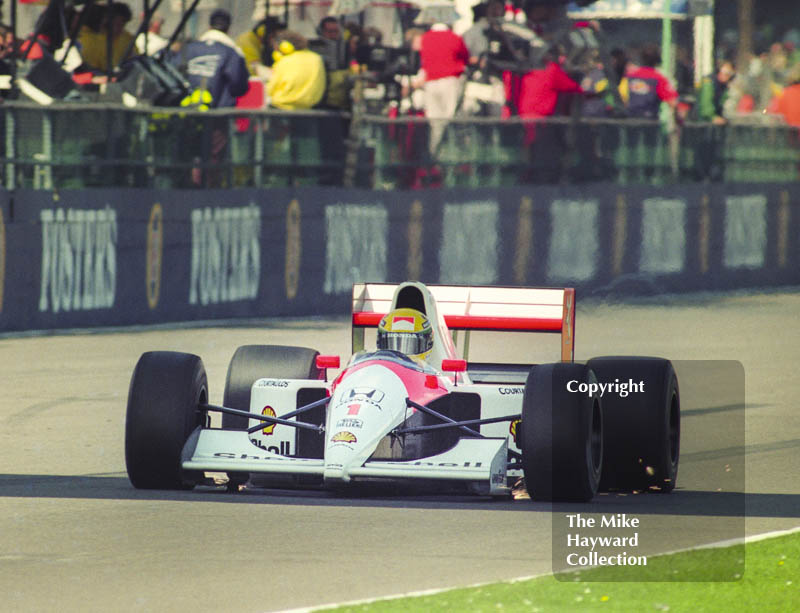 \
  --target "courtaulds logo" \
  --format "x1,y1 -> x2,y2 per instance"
331,431 -> 357,444
510,420 -> 521,446
261,406 -> 277,435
